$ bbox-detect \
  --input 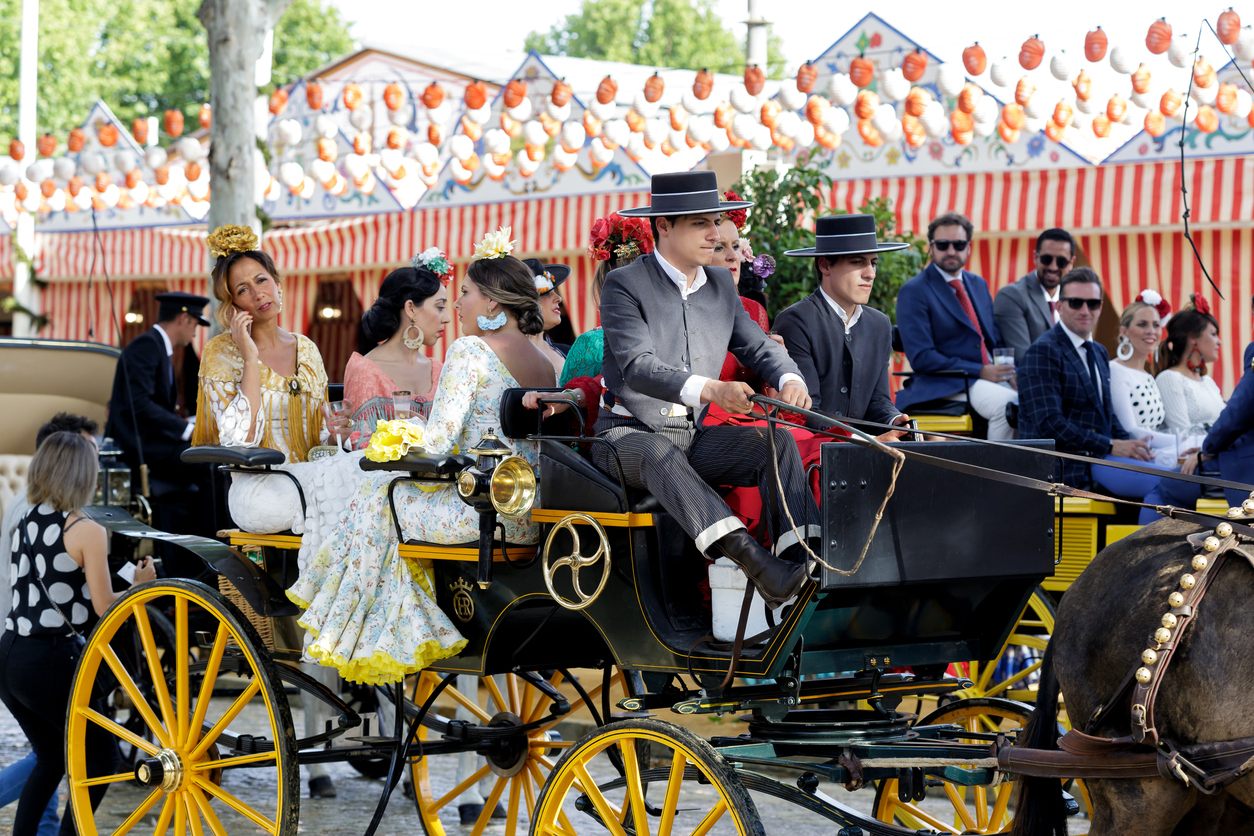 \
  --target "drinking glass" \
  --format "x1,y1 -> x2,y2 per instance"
392,390 -> 413,420
993,347 -> 1015,368
321,400 -> 353,449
